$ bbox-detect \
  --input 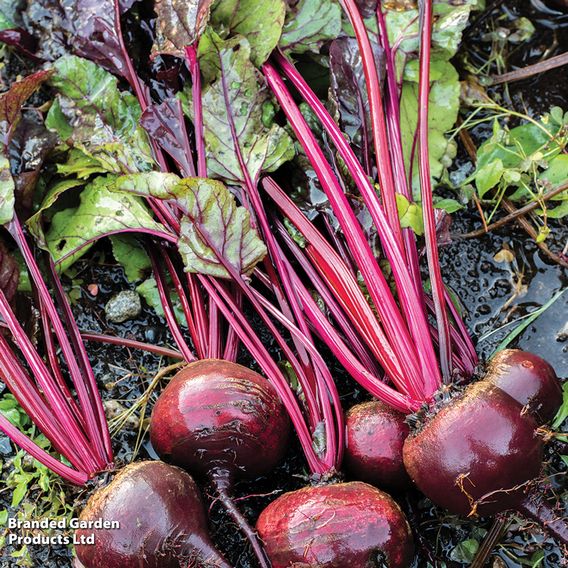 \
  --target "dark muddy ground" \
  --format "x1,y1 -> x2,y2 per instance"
1,0 -> 567,567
